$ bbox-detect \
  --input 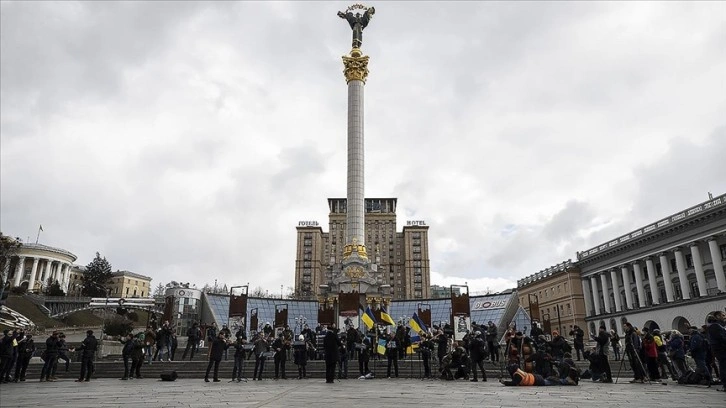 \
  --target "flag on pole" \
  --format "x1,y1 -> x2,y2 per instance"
380,305 -> 395,326
409,312 -> 428,334
362,306 -> 376,329
39,225 -> 44,231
